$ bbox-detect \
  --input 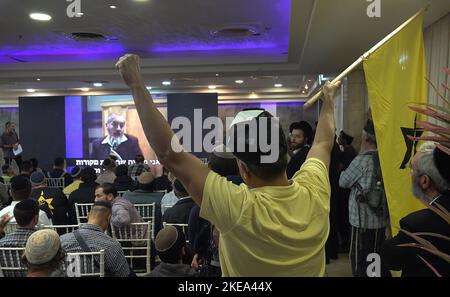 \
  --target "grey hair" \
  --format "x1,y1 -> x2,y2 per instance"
415,150 -> 449,194
362,130 -> 377,147
417,141 -> 435,153
106,114 -> 124,124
